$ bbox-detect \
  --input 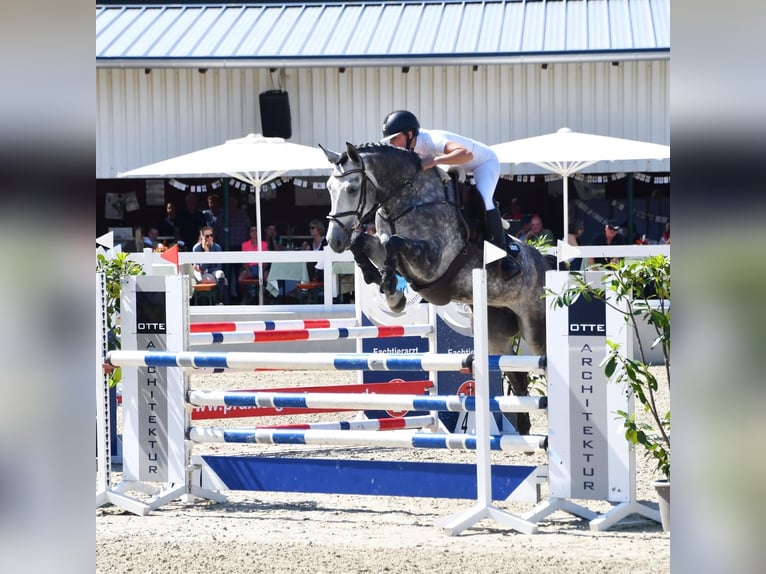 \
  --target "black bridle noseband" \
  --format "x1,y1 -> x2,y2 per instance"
327,155 -> 450,237
325,163 -> 380,237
